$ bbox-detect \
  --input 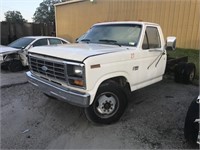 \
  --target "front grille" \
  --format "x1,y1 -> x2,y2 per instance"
29,56 -> 66,81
